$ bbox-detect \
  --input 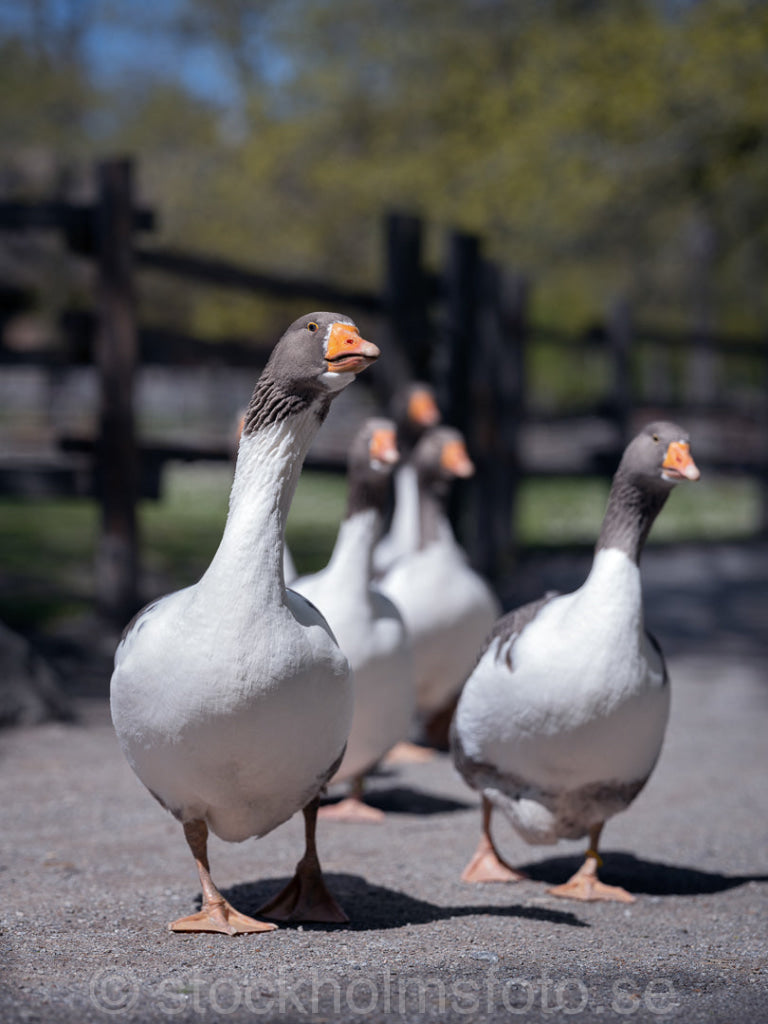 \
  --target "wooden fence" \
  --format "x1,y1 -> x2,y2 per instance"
1,157 -> 767,623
